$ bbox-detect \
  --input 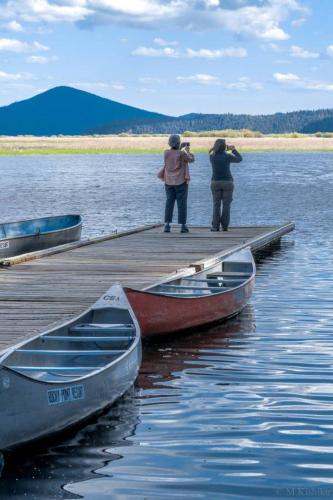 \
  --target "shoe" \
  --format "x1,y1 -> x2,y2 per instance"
164,224 -> 171,233
180,225 -> 189,233
210,227 -> 220,232
222,227 -> 228,232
